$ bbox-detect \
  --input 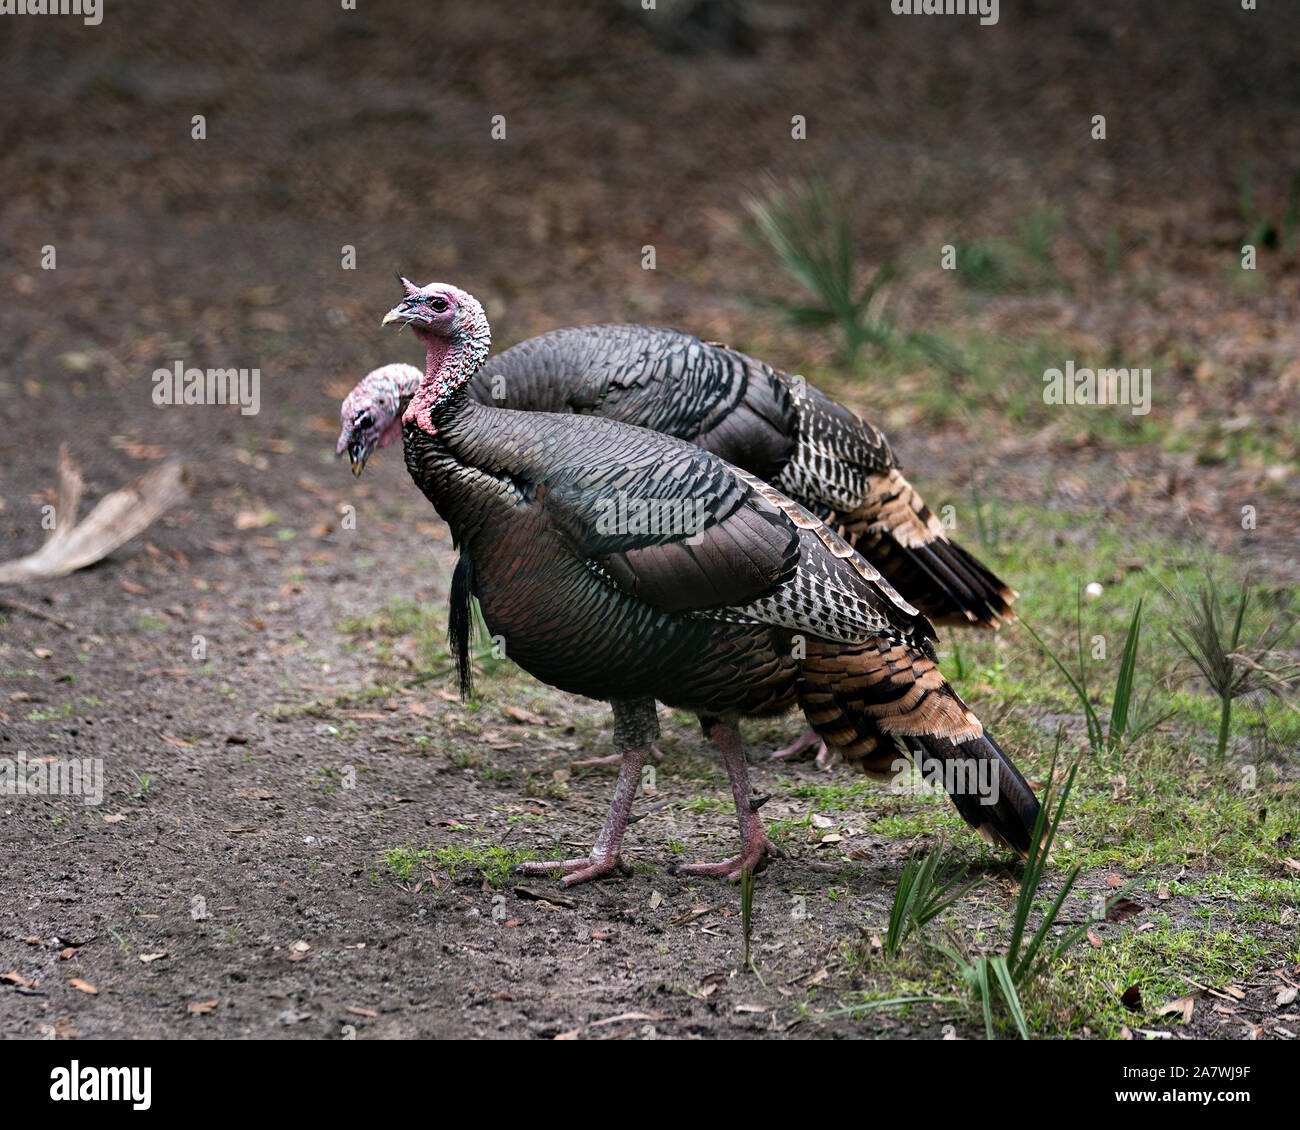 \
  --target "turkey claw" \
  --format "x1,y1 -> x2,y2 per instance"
514,854 -> 630,887
669,838 -> 784,883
